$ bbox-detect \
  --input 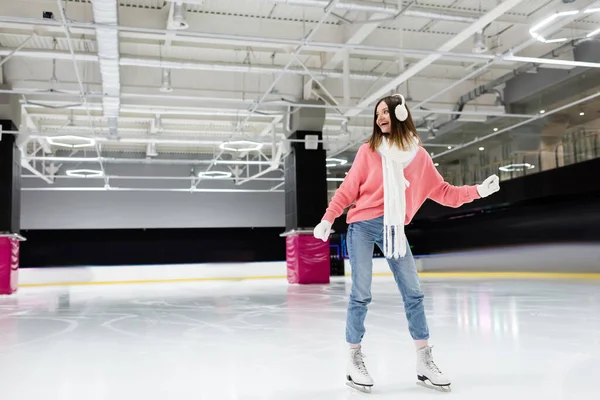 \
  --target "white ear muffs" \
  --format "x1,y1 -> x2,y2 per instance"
393,94 -> 408,122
